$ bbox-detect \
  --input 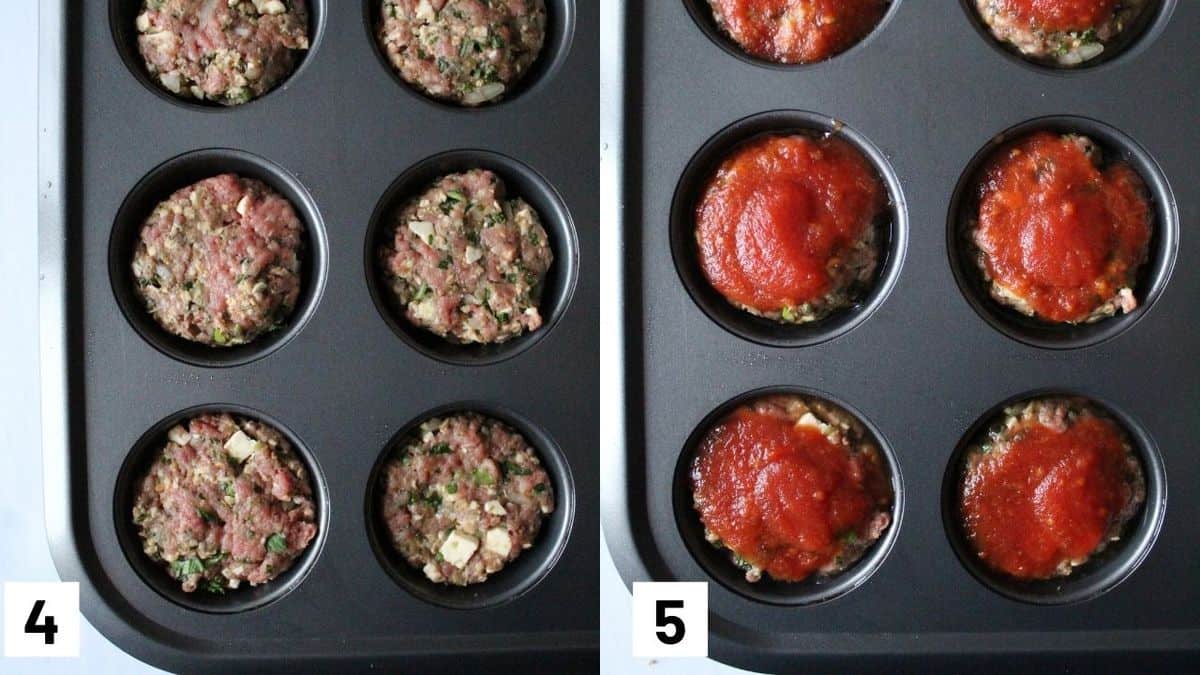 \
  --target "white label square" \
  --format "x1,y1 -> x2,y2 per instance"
631,581 -> 708,658
4,582 -> 80,658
